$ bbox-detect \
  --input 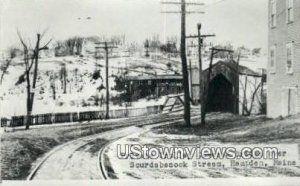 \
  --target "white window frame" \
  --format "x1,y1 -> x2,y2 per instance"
269,45 -> 276,73
286,43 -> 294,74
271,0 -> 277,27
286,0 -> 294,23
281,86 -> 298,116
